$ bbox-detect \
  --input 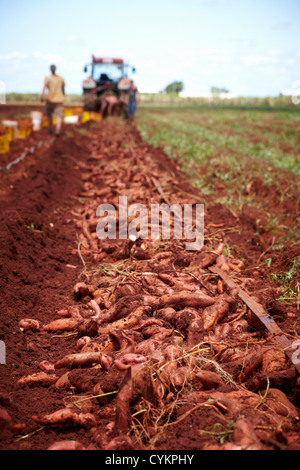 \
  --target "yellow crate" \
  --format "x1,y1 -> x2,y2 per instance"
6,127 -> 15,141
17,119 -> 33,139
64,109 -> 74,117
16,127 -> 31,139
0,126 -> 14,141
42,117 -> 49,128
89,112 -> 102,122
0,135 -> 10,153
81,111 -> 91,123
71,106 -> 83,113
